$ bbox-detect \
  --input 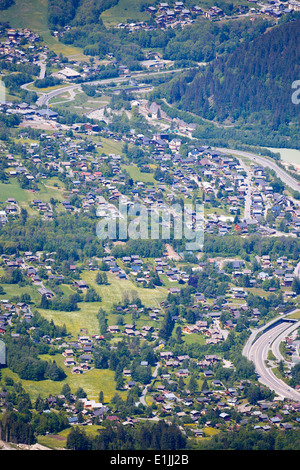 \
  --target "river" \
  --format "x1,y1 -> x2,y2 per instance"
267,147 -> 300,168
